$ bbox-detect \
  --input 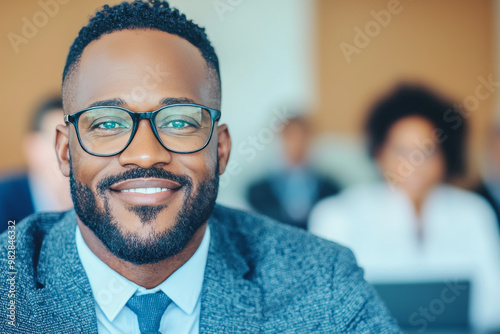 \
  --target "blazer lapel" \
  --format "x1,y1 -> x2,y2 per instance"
200,212 -> 264,333
31,211 -> 98,334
